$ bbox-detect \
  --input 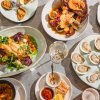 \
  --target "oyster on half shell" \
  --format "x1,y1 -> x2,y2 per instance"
76,64 -> 90,75
87,72 -> 100,83
95,37 -> 100,50
71,53 -> 85,64
89,52 -> 100,65
1,0 -> 13,10
80,41 -> 91,53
